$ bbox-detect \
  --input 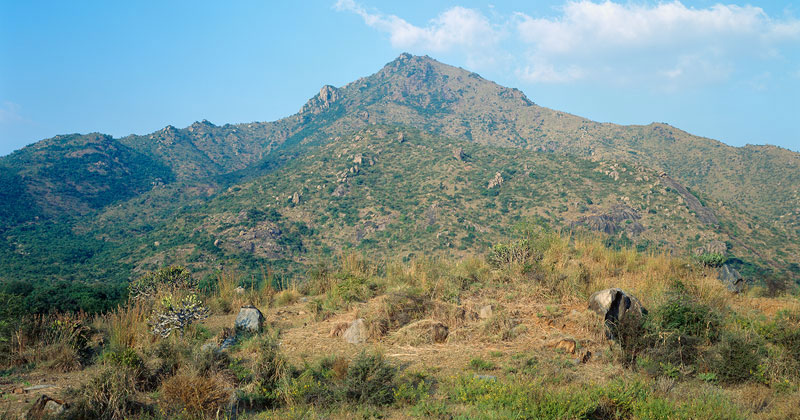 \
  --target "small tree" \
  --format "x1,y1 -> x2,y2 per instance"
148,294 -> 209,338
129,266 -> 197,301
